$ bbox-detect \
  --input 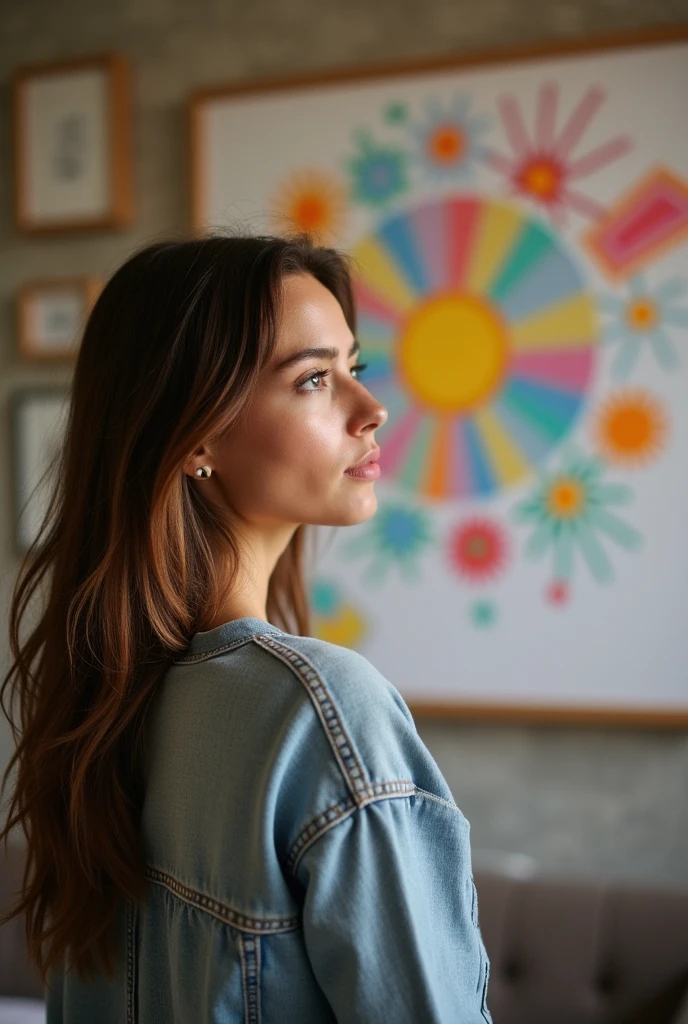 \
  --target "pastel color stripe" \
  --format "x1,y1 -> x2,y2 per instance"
490,222 -> 557,302
493,396 -> 554,461
462,418 -> 496,496
509,347 -> 594,392
504,377 -> 584,437
410,202 -> 450,292
377,405 -> 423,480
496,247 -> 585,323
377,213 -> 432,294
473,407 -> 532,486
511,294 -> 597,351
446,197 -> 481,288
424,415 -> 454,500
449,417 -> 473,499
397,414 -> 437,493
353,279 -> 404,327
352,237 -> 417,313
465,202 -> 523,295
